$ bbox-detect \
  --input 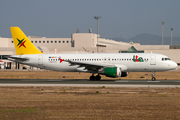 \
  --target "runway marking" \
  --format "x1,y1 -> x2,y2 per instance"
48,80 -> 63,82
115,80 -> 160,83
20,80 -> 44,81
0,84 -> 180,88
147,81 -> 160,82
115,81 -> 128,82
20,80 -> 63,82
